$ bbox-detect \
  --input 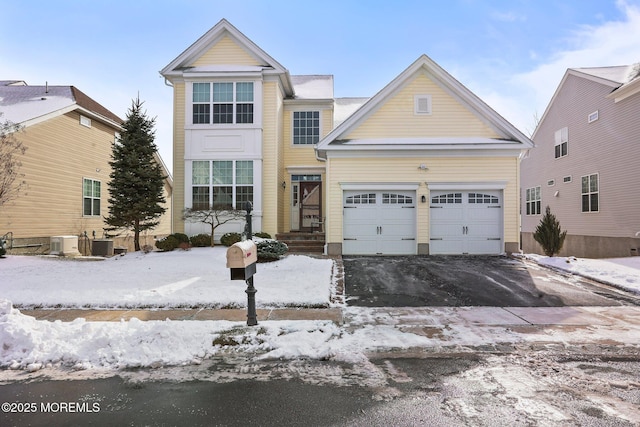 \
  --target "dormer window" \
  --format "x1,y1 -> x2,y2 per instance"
192,82 -> 254,125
